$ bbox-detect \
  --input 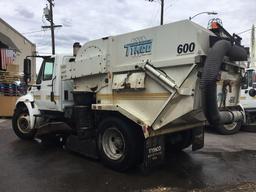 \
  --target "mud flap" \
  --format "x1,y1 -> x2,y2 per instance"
192,127 -> 204,151
143,135 -> 165,169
